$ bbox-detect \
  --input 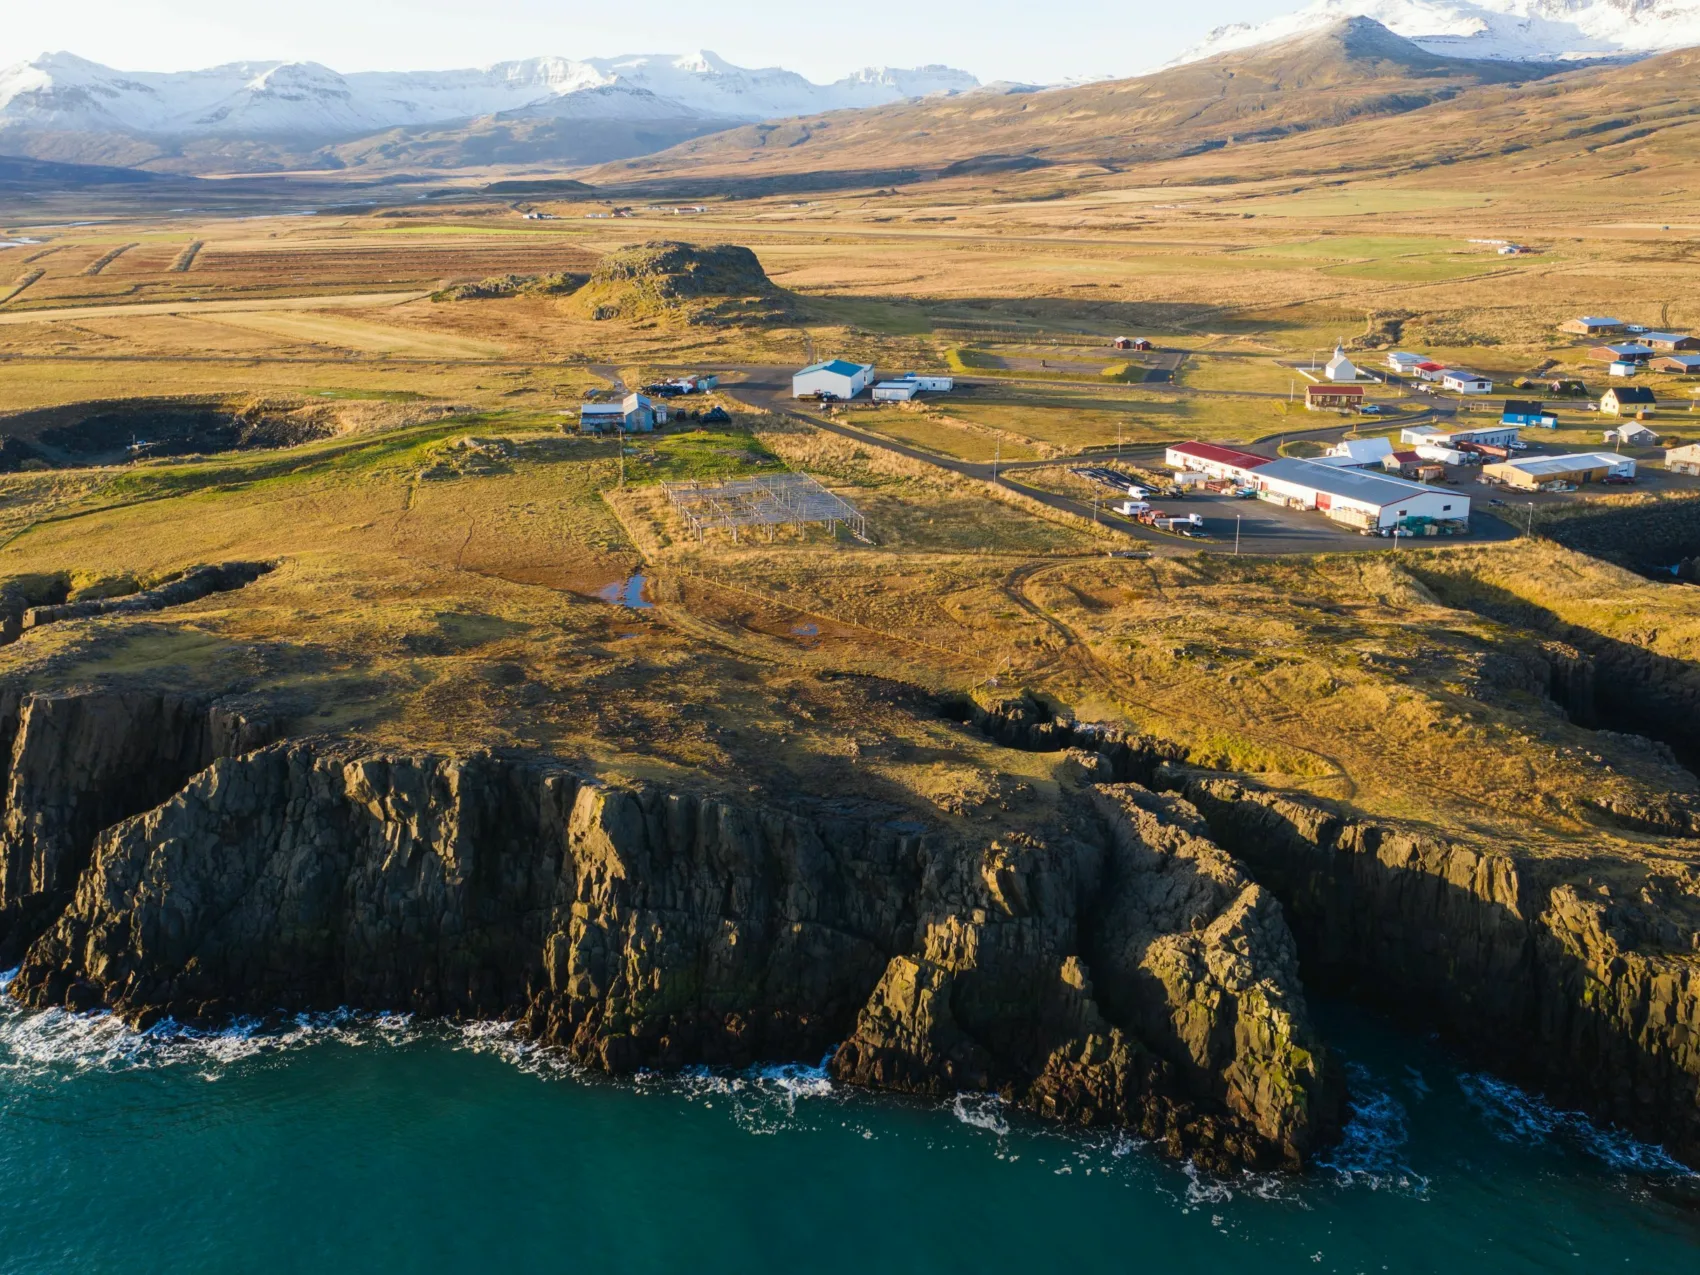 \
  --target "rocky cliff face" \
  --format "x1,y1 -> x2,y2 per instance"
1171,769 -> 1700,1168
0,690 -> 271,965
834,784 -> 1338,1166
6,715 -> 1338,1171
6,683 -> 1698,1171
